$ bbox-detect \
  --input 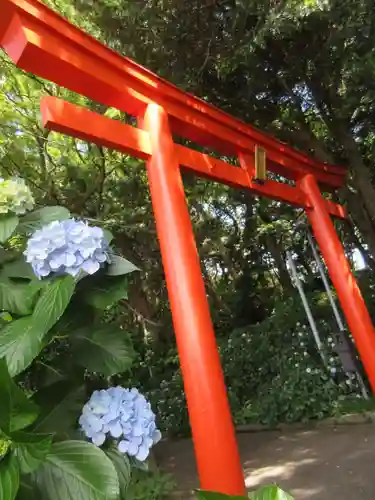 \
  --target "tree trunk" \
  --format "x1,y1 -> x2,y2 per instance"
342,214 -> 375,273
265,234 -> 294,294
334,124 -> 375,227
343,186 -> 375,264
127,278 -> 163,344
